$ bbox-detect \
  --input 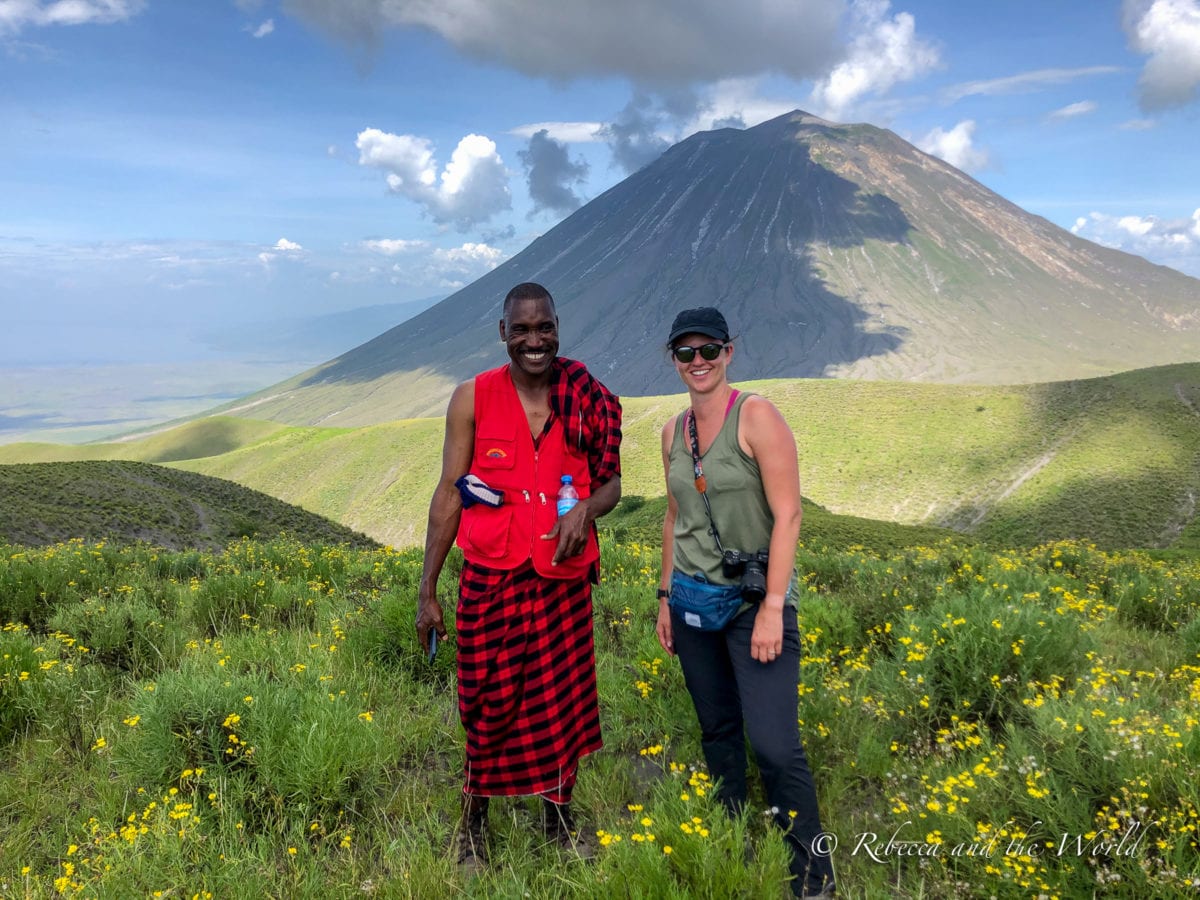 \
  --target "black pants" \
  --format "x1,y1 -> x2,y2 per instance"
672,606 -> 834,894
